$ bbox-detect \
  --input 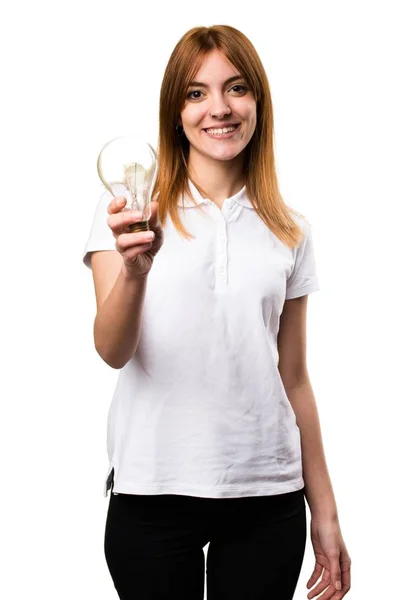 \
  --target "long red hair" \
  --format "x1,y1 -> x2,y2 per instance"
152,25 -> 306,247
